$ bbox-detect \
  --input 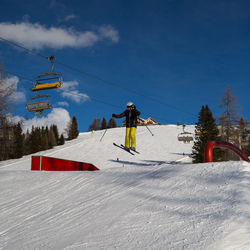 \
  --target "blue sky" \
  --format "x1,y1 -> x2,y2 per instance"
0,0 -> 250,132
